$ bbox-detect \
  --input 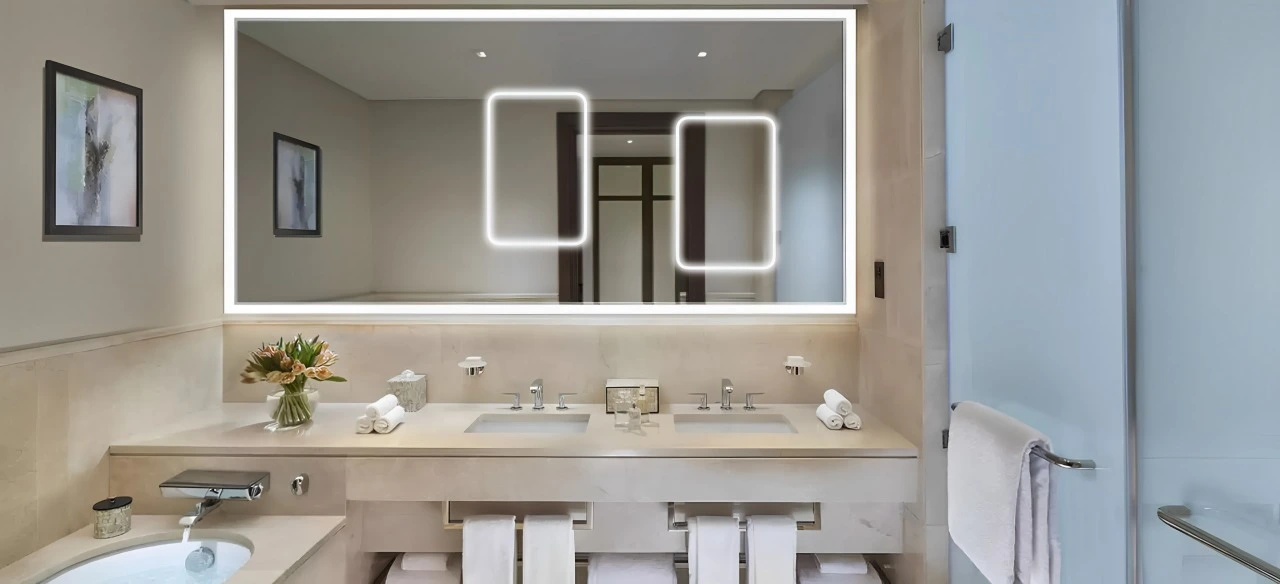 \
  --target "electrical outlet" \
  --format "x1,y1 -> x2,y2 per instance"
874,261 -> 885,299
